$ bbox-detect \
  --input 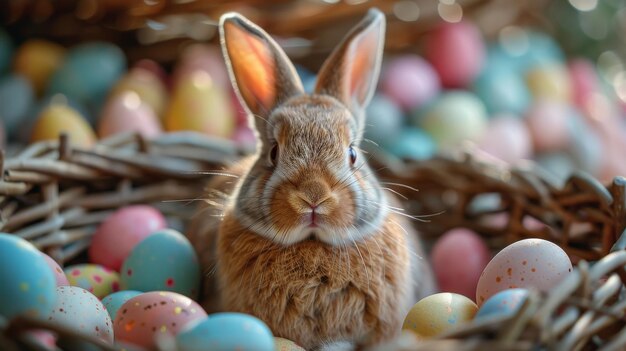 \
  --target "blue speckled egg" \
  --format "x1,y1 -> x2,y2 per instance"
101,290 -> 142,320
0,29 -> 13,73
120,229 -> 200,299
0,74 -> 35,138
0,233 -> 56,319
473,64 -> 530,115
176,313 -> 275,351
474,288 -> 529,321
47,42 -> 126,110
365,94 -> 404,146
386,127 -> 436,161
